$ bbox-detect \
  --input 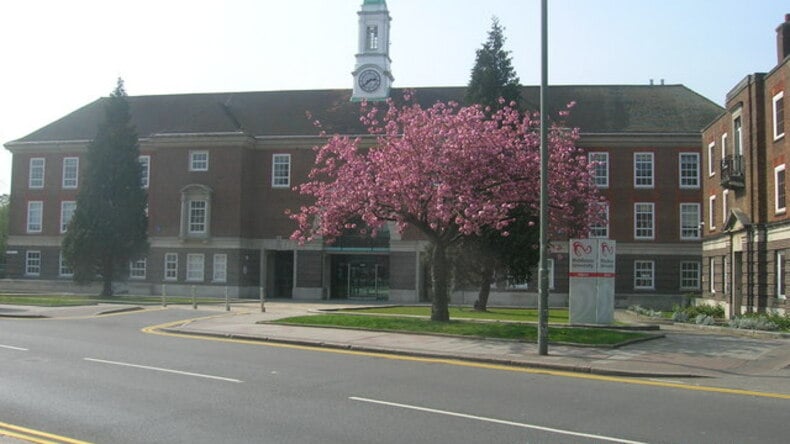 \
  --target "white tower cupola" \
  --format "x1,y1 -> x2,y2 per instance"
351,0 -> 393,101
